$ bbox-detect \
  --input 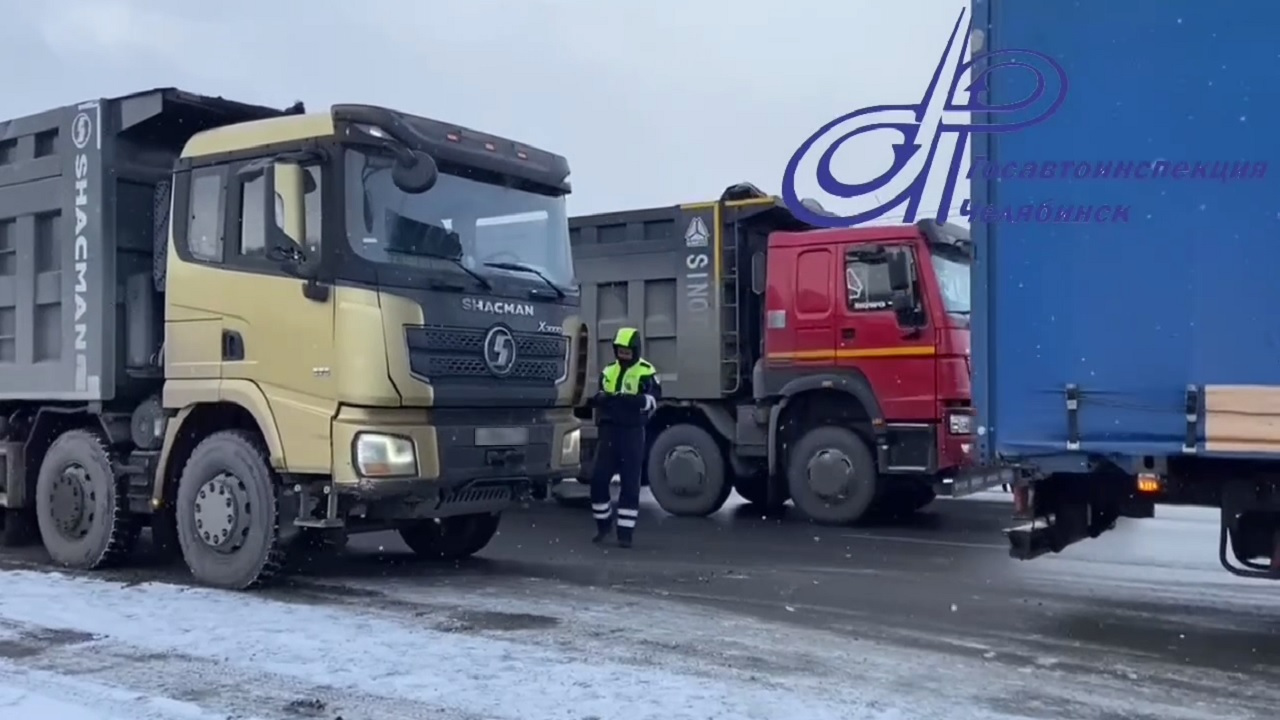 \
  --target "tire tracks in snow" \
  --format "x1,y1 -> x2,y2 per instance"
0,617 -> 481,720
